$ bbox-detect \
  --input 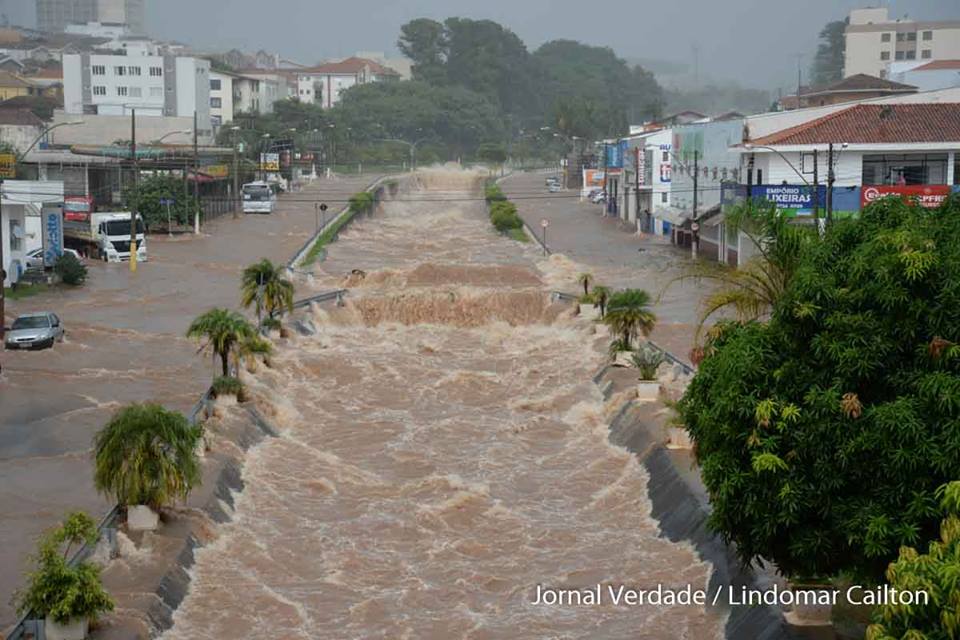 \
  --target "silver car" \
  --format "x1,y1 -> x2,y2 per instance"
25,248 -> 82,270
4,312 -> 65,350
